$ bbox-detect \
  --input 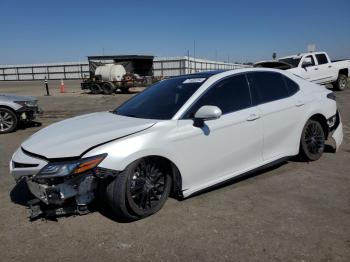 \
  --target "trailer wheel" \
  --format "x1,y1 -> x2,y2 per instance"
332,74 -> 347,91
120,86 -> 130,93
102,82 -> 114,95
90,83 -> 101,94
